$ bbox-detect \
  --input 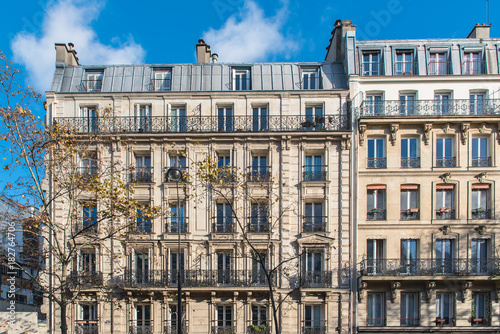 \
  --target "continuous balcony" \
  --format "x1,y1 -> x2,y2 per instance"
359,258 -> 500,277
54,114 -> 350,134
360,99 -> 500,117
122,269 -> 276,288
